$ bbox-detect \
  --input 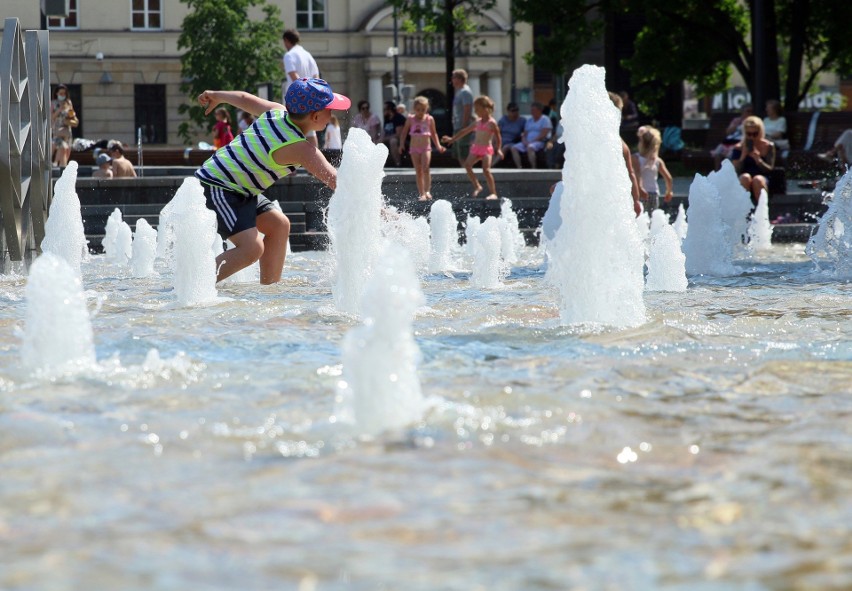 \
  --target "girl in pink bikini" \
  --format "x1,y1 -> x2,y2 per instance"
442,95 -> 503,199
399,96 -> 446,201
